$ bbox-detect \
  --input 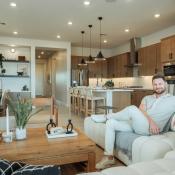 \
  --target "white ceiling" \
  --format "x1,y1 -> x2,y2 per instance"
0,0 -> 175,48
